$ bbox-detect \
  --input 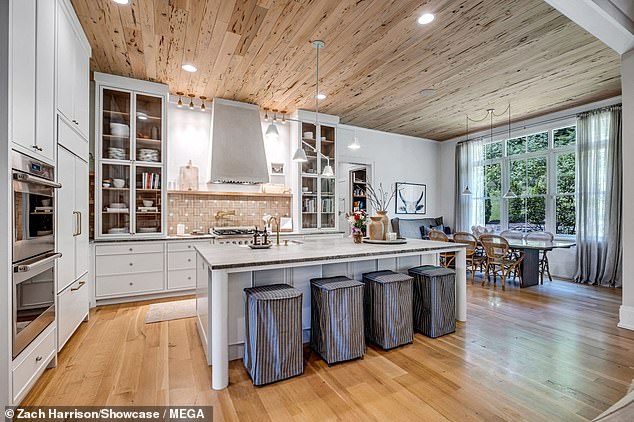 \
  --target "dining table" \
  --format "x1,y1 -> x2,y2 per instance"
505,239 -> 576,287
